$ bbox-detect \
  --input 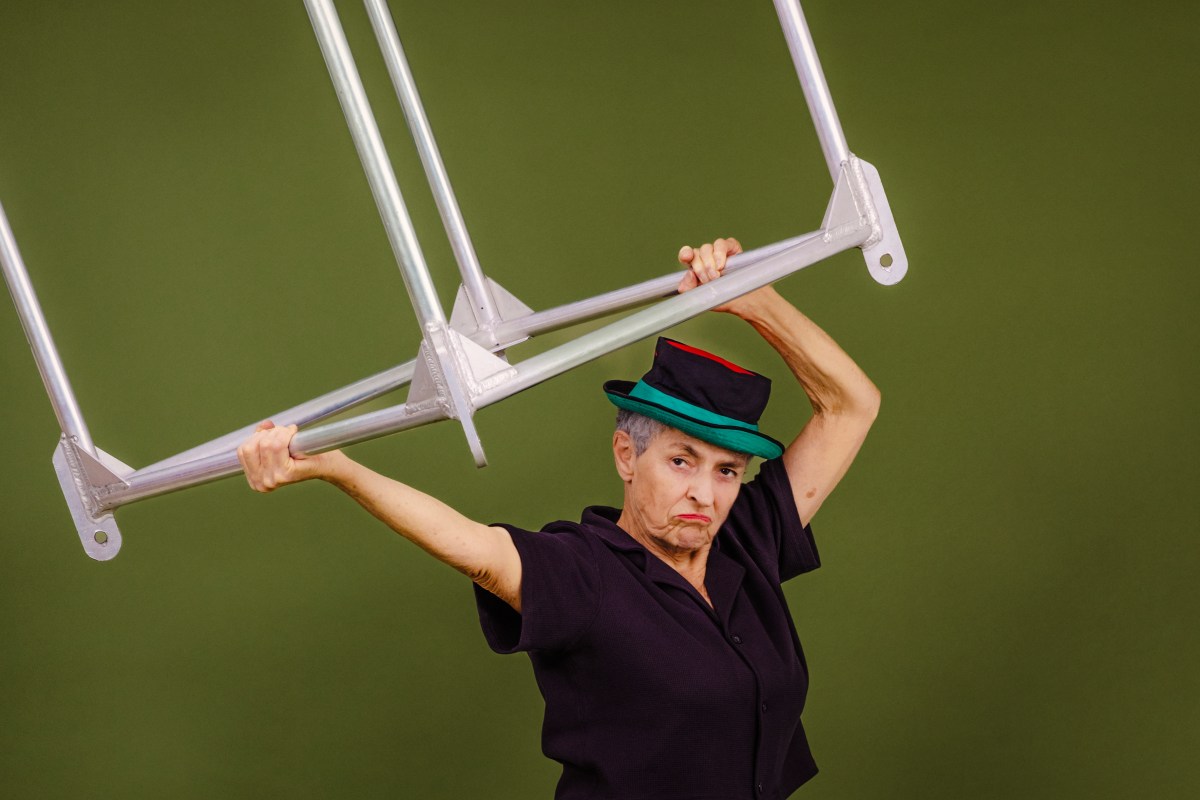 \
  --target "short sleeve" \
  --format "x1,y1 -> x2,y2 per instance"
473,523 -> 603,654
724,457 -> 820,583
